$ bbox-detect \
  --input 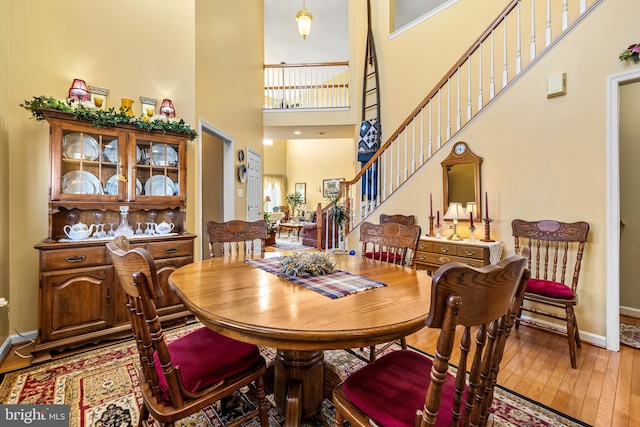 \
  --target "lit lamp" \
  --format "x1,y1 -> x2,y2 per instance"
159,99 -> 176,118
68,79 -> 91,102
296,0 -> 313,39
443,202 -> 465,241
264,195 -> 271,211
